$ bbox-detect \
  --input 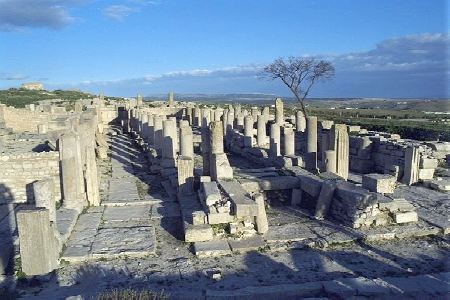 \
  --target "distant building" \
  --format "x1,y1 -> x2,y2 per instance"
21,82 -> 44,91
